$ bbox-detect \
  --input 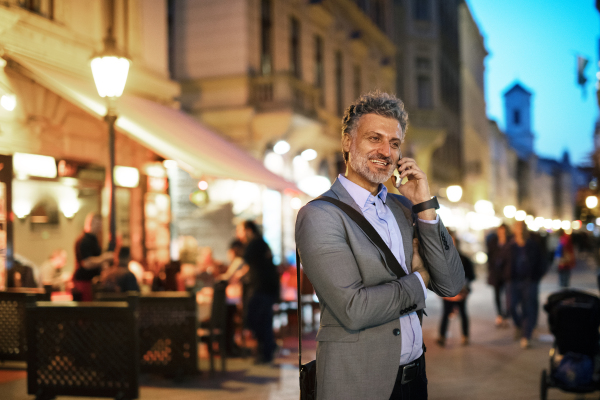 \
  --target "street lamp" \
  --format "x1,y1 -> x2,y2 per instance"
91,20 -> 130,251
446,185 -> 462,203
586,195 -> 598,209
